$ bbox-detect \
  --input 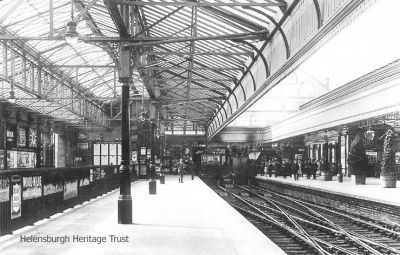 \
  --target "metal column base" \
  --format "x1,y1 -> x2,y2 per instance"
118,195 -> 132,224
149,180 -> 157,194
